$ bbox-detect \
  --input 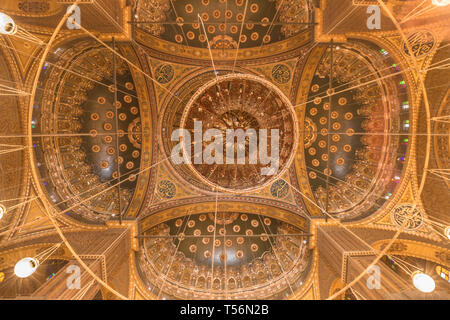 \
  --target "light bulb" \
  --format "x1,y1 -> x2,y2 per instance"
432,0 -> 450,6
0,204 -> 5,220
0,12 -> 17,35
445,226 -> 450,240
14,257 -> 39,278
412,271 -> 435,293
